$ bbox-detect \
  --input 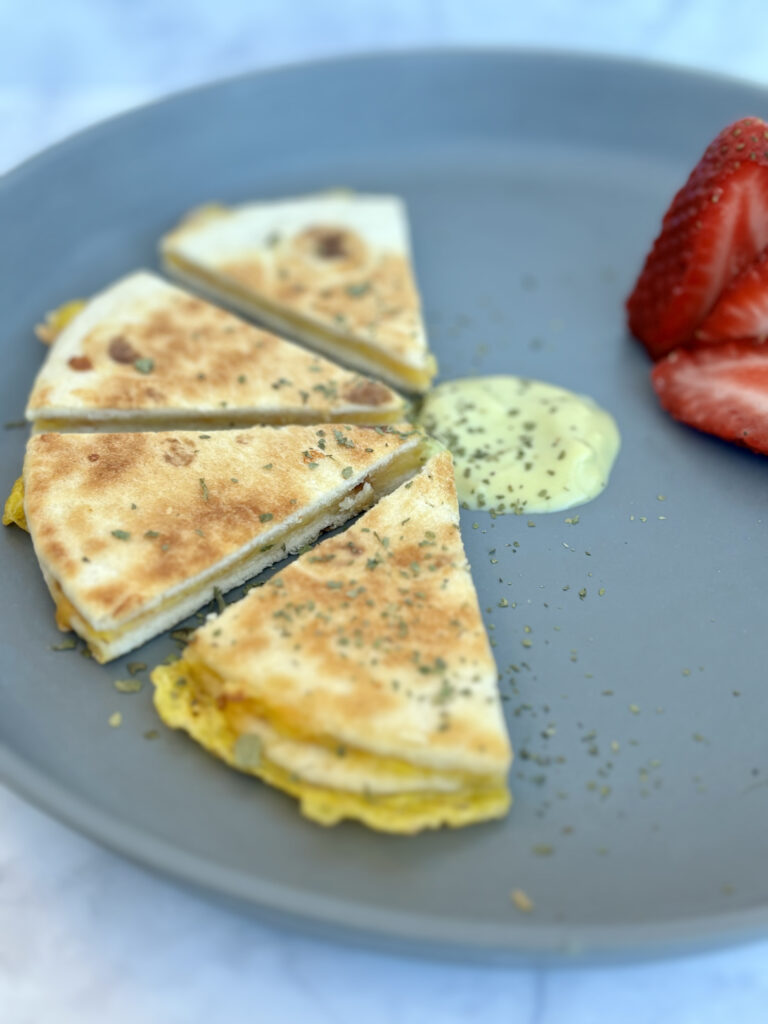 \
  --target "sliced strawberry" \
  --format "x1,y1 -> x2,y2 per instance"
651,341 -> 768,453
695,247 -> 768,342
627,117 -> 768,360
